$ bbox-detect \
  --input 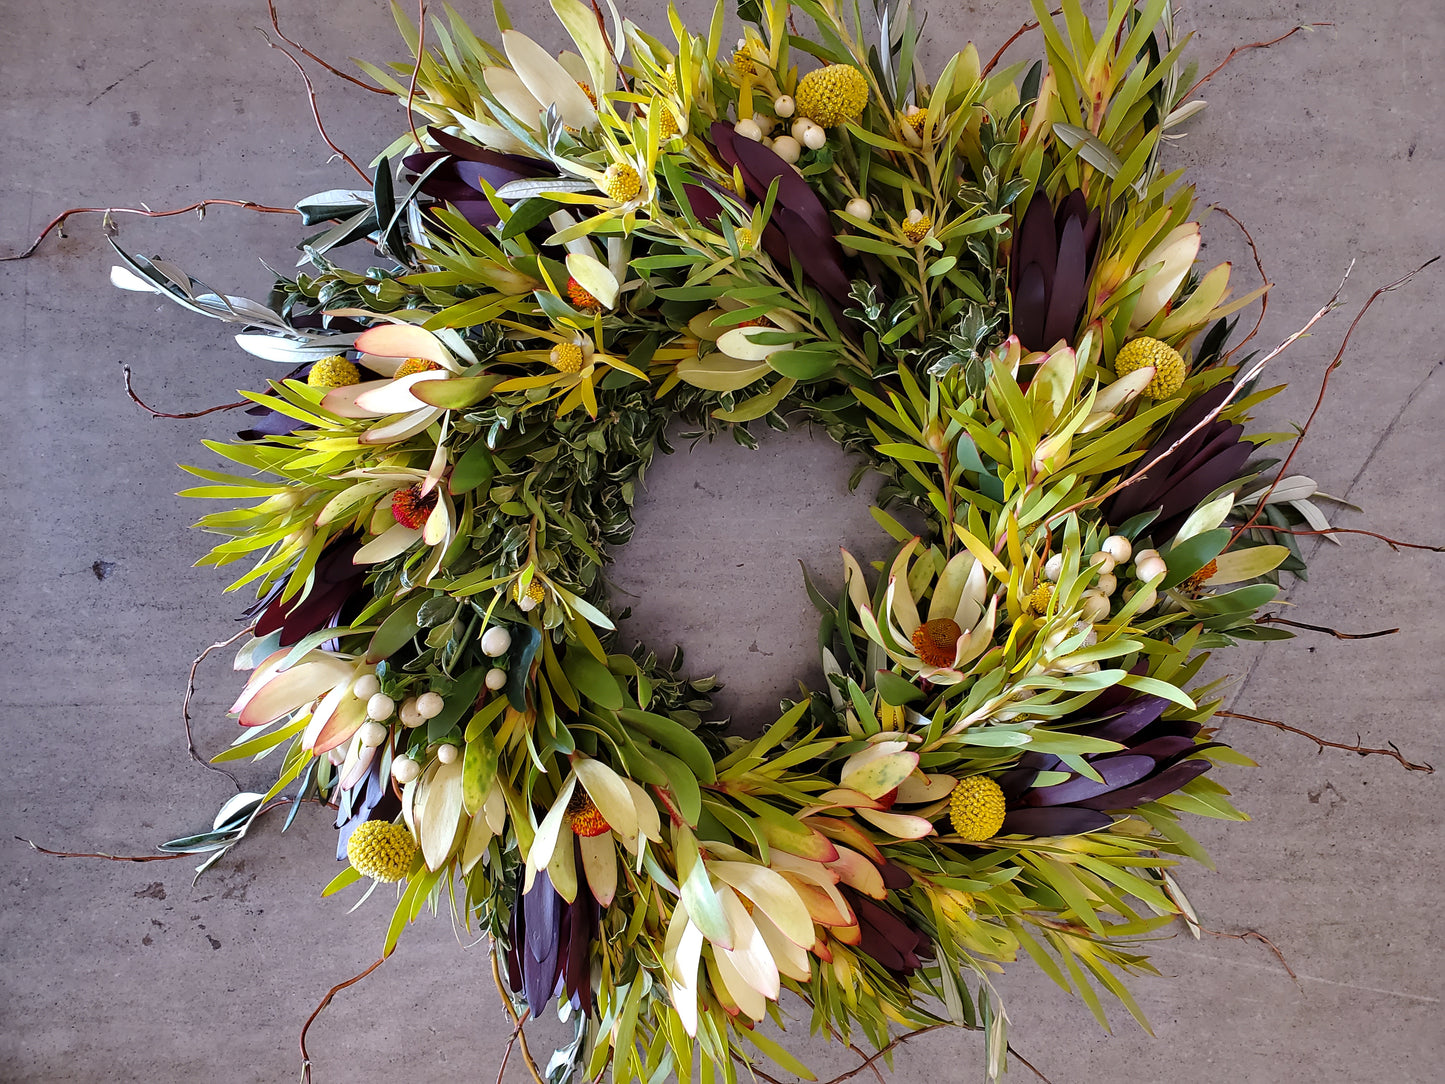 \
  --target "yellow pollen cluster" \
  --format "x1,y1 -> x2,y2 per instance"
516,578 -> 546,605
567,790 -> 611,837
732,48 -> 756,75
602,162 -> 641,202
394,357 -> 442,380
1027,583 -> 1053,615
306,355 -> 360,389
912,617 -> 961,668
656,103 -> 680,139
902,213 -> 933,243
576,80 -> 598,108
566,276 -> 602,312
1115,336 -> 1186,399
795,64 -> 869,127
1183,559 -> 1218,593
735,227 -> 755,249
551,343 -> 585,374
948,777 -> 1007,841
346,821 -> 417,882
902,106 -> 928,136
